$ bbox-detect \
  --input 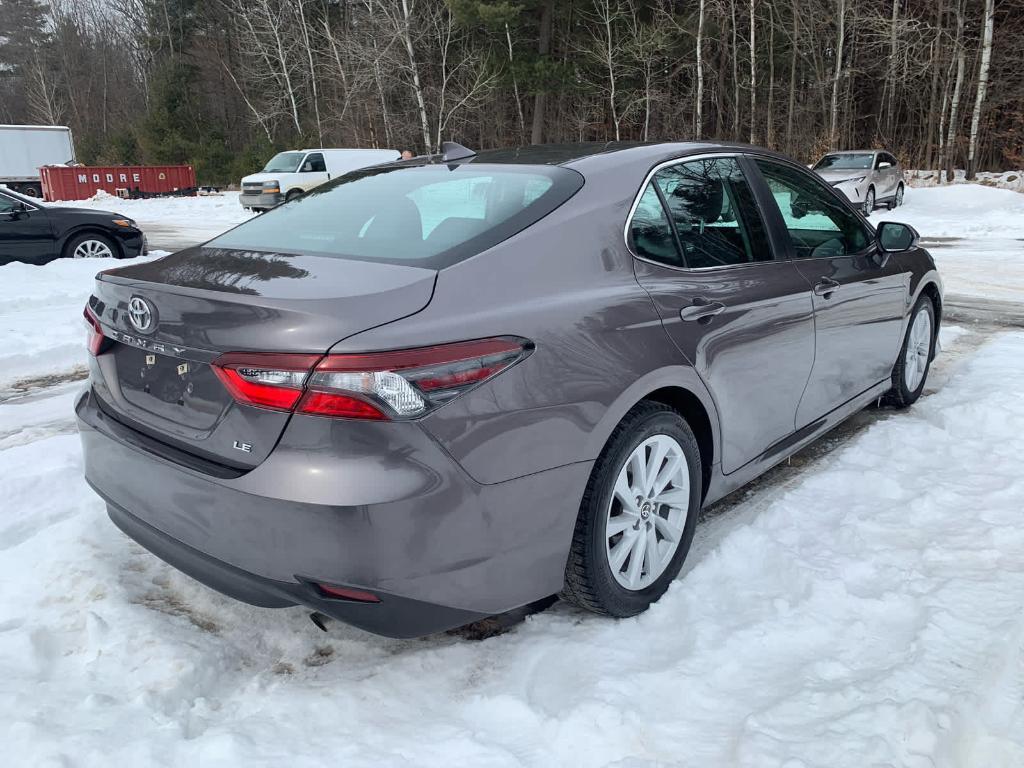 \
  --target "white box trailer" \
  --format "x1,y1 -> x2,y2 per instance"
0,124 -> 76,198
